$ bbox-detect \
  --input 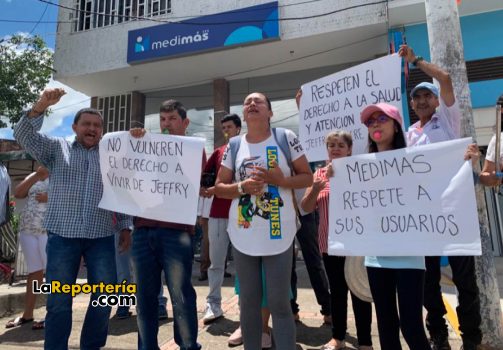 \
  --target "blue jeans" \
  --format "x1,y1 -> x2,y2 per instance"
131,227 -> 200,350
115,233 -> 131,286
115,233 -> 168,308
45,232 -> 117,350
